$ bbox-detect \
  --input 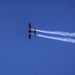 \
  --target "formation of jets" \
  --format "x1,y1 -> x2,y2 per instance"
28,23 -> 36,39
